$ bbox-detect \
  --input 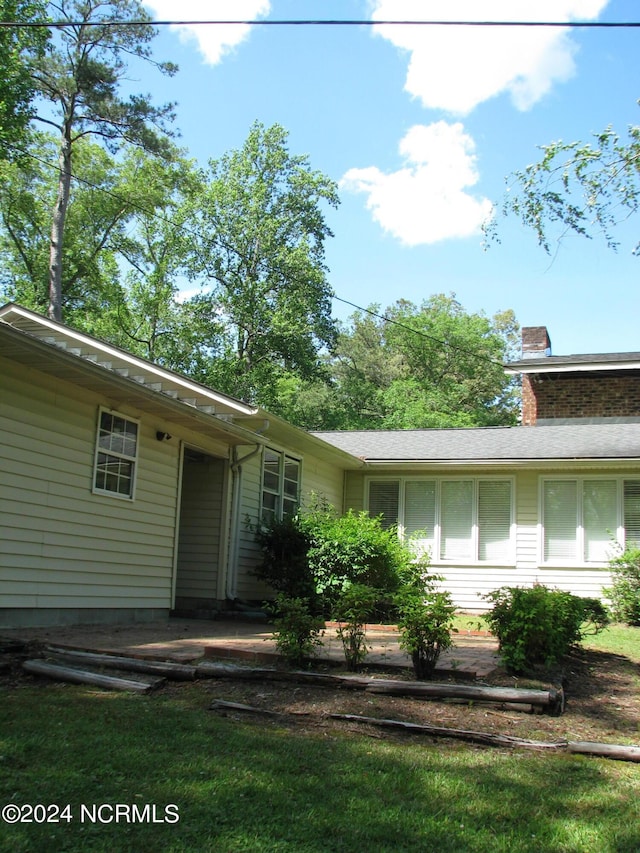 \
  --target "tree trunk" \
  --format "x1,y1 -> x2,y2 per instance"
48,128 -> 72,322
